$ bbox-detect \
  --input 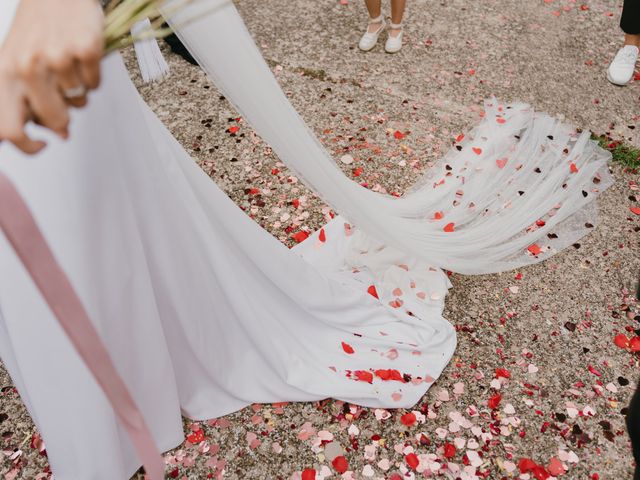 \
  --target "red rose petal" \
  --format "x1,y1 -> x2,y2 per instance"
388,298 -> 404,308
472,147 -> 482,155
332,456 -> 349,474
354,370 -> 373,383
528,244 -> 542,255
301,469 -> 316,480
433,211 -> 444,220
519,458 -> 538,474
394,130 -> 406,140
405,452 -> 419,470
444,222 -> 455,233
443,442 -> 456,459
400,412 -> 417,426
587,365 -> 602,376
630,207 -> 640,215
318,228 -> 326,243
630,336 -> 640,352
367,285 -> 379,299
292,231 -> 309,243
570,162 -> 579,173
375,369 -> 405,382
341,342 -> 355,354
532,465 -> 551,480
488,392 -> 502,409
186,429 -> 205,444
614,334 -> 630,349
548,457 -> 565,476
